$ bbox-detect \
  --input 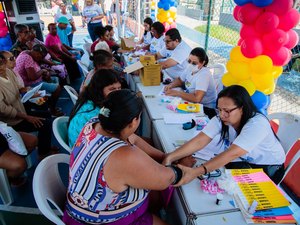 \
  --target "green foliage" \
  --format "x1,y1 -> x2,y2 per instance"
195,24 -> 240,46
